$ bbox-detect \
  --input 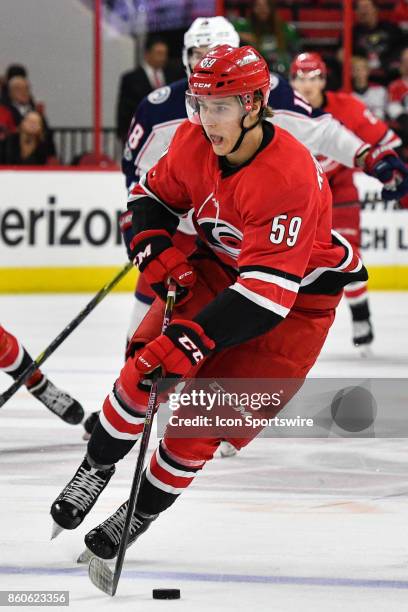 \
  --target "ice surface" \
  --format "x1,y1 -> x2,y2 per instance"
1,292 -> 408,611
